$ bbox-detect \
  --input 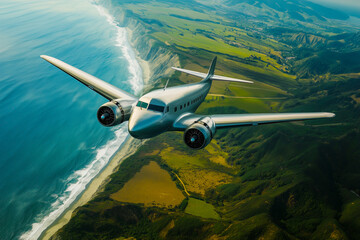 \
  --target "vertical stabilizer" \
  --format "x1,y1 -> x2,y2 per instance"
204,56 -> 217,81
